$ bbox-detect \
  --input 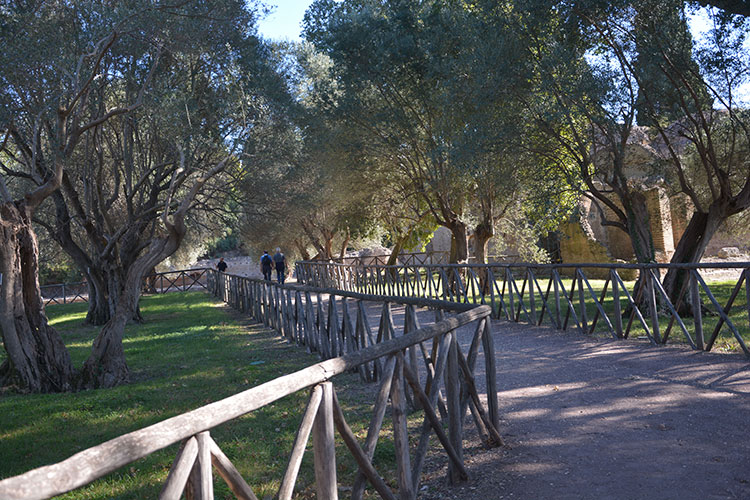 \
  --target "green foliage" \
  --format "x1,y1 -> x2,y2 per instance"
300,0 -> 564,261
38,262 -> 83,287
672,109 -> 750,205
1,0 -> 289,279
633,0 -> 711,126
204,231 -> 243,257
